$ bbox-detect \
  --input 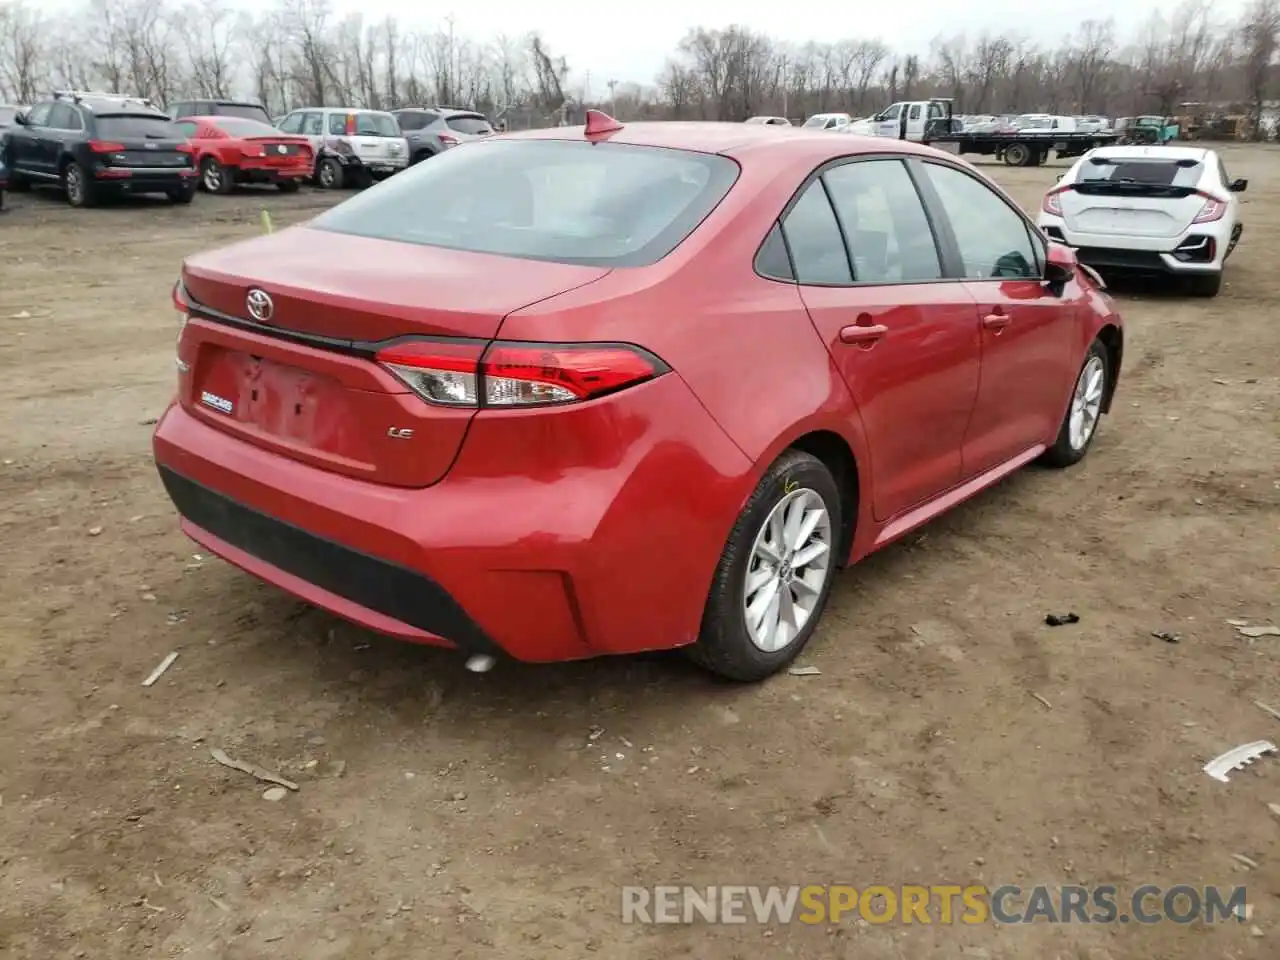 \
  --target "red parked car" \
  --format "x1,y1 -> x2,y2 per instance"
172,116 -> 313,194
154,112 -> 1123,681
